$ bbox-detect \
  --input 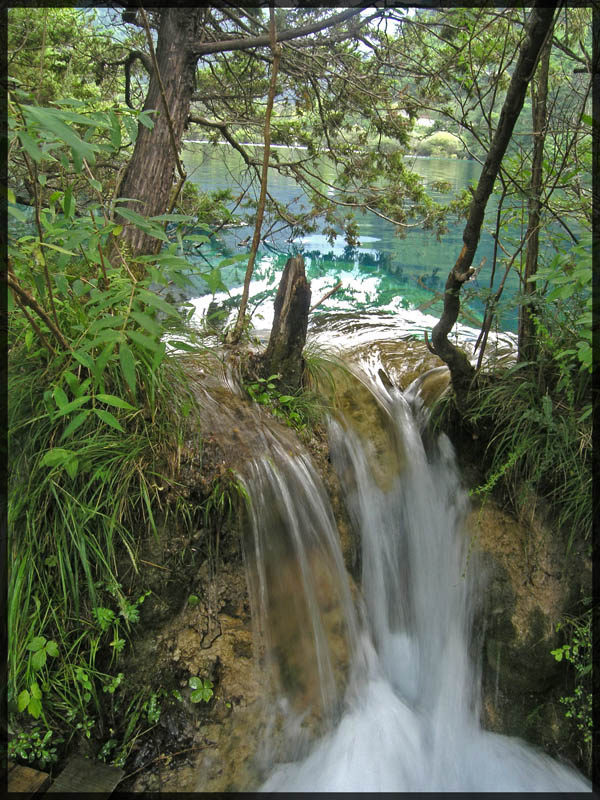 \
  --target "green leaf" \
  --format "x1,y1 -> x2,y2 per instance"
137,289 -> 180,317
24,105 -> 98,163
47,107 -> 111,128
8,204 -> 28,222
72,350 -> 95,370
122,114 -> 138,145
167,340 -> 197,352
39,242 -> 76,256
94,408 -> 125,432
17,690 -> 30,712
95,394 -> 136,410
138,109 -> 156,129
55,395 -> 92,416
28,697 -> 43,719
27,636 -> 46,652
72,280 -> 90,297
119,344 -> 137,396
127,329 -> 161,353
54,273 -> 70,296
150,213 -> 195,223
108,110 -> 122,150
31,649 -> 47,670
60,411 -> 90,441
129,310 -> 162,336
189,677 -> 200,690
89,315 -> 127,334
18,130 -> 44,163
183,234 -> 210,244
200,268 -> 227,295
62,186 -> 75,219
116,208 -> 168,242
64,456 -> 79,480
191,679 -> 213,703
218,254 -> 248,267
53,386 -> 69,410
152,342 -> 166,369
30,682 -> 42,700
